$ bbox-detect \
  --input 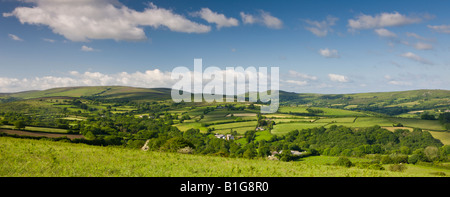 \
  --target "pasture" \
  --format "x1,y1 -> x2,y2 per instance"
0,136 -> 433,177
